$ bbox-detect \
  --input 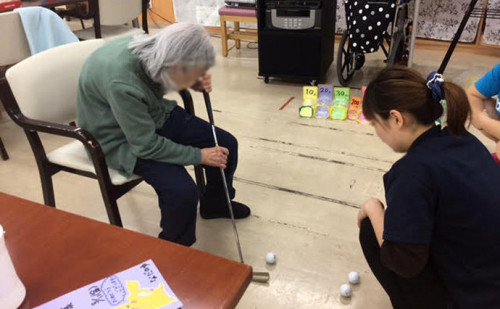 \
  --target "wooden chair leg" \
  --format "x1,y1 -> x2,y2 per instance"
95,178 -> 123,227
132,18 -> 139,28
234,21 -> 241,49
194,165 -> 206,195
40,165 -> 56,207
0,137 -> 8,161
102,195 -> 123,227
94,14 -> 102,39
220,16 -> 228,57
